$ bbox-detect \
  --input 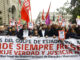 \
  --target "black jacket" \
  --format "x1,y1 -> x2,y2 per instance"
17,29 -> 24,40
45,29 -> 54,37
38,30 -> 46,37
17,29 -> 33,40
66,31 -> 80,39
